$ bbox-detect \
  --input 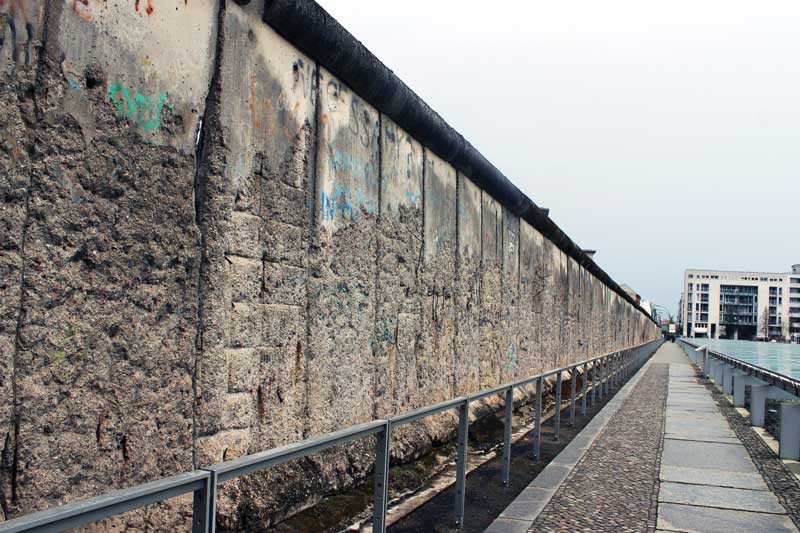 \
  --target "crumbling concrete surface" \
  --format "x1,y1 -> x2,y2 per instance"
0,1 -> 661,529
